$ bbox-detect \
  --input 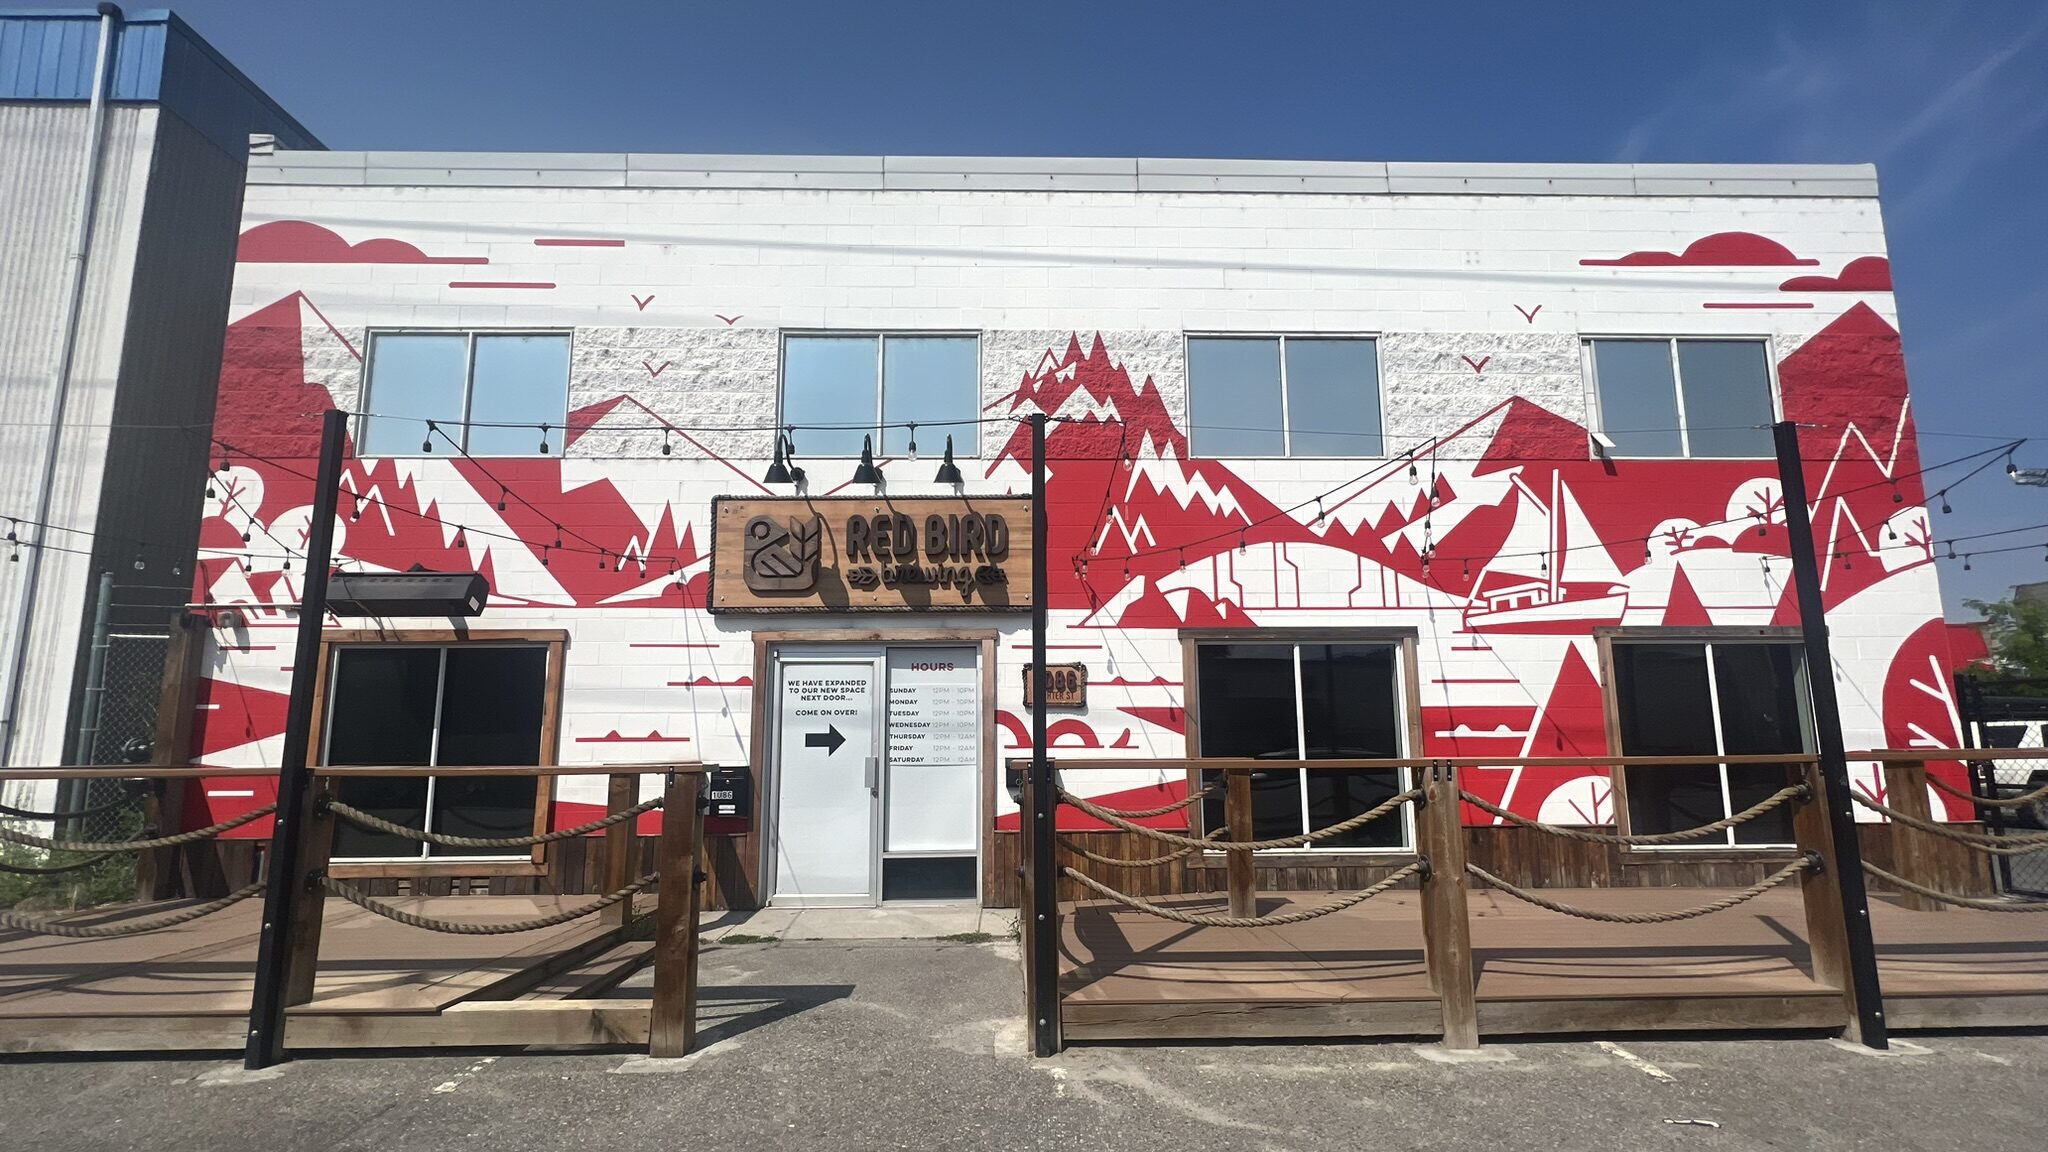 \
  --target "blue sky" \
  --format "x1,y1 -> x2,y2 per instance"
148,1 -> 2048,615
